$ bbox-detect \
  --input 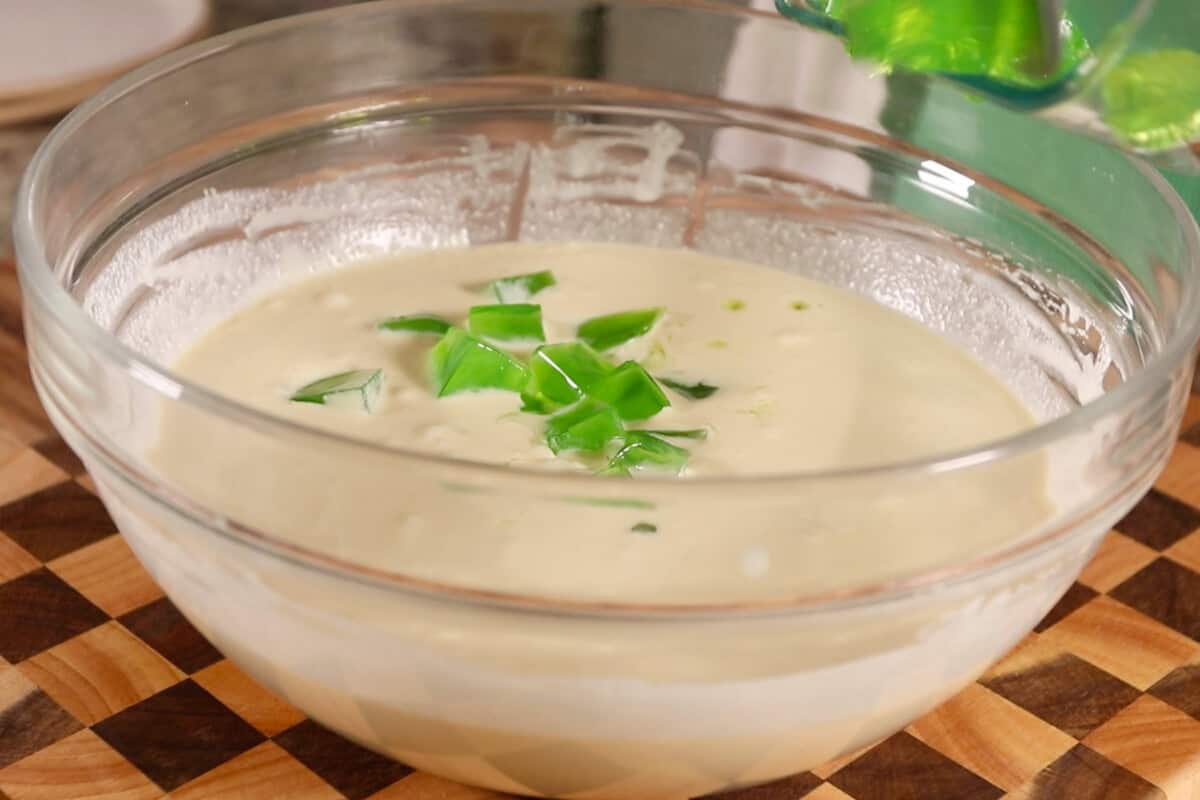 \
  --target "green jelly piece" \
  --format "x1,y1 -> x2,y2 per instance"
590,362 -> 670,422
819,0 -> 1091,89
631,522 -> 657,534
290,369 -> 383,412
544,399 -> 624,454
429,328 -> 530,397
377,314 -> 451,335
1102,49 -> 1200,151
520,393 -> 555,415
564,496 -> 655,509
577,308 -> 663,352
642,428 -> 708,440
468,303 -> 545,343
606,432 -> 689,475
658,377 -> 719,400
523,343 -> 614,412
486,271 -> 557,303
